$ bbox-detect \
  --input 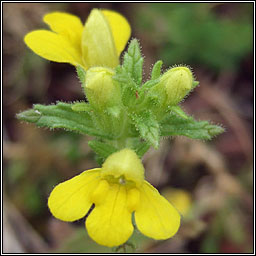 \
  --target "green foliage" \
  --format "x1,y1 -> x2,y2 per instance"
131,111 -> 160,148
132,140 -> 151,158
71,101 -> 92,112
122,39 -> 144,85
17,38 -> 224,158
17,109 -> 41,123
113,39 -> 144,108
88,140 -> 118,160
76,65 -> 86,85
114,65 -> 138,107
160,110 -> 224,140
151,60 -> 163,80
17,102 -> 112,139
170,106 -> 189,119
136,3 -> 253,71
